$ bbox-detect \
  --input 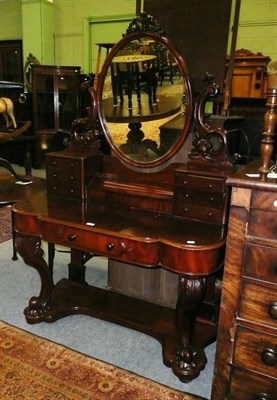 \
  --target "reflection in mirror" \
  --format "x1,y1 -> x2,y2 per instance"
99,33 -> 191,167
